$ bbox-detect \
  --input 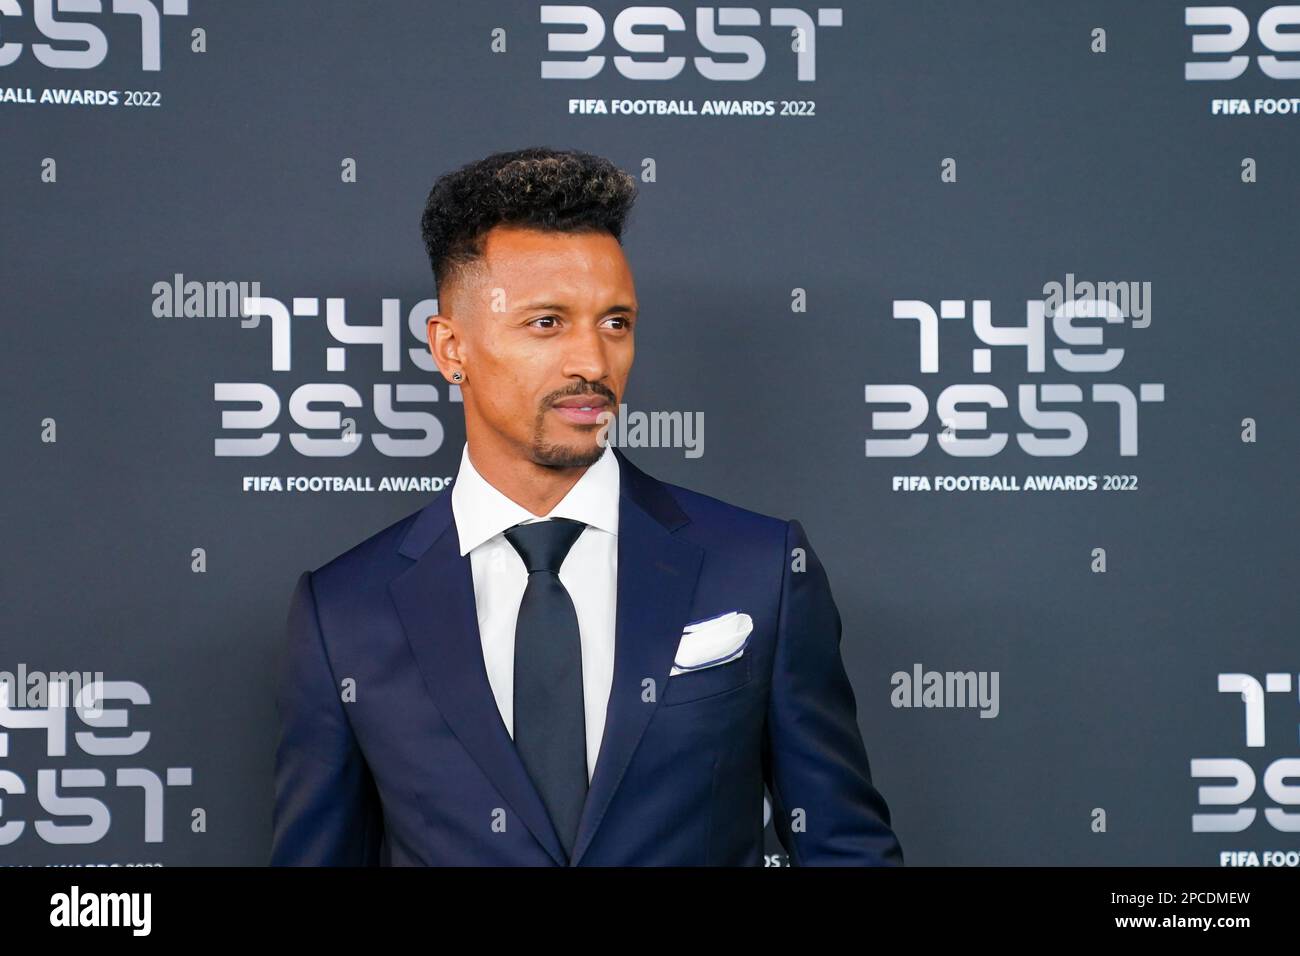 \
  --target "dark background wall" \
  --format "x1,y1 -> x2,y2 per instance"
2,0 -> 1297,866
